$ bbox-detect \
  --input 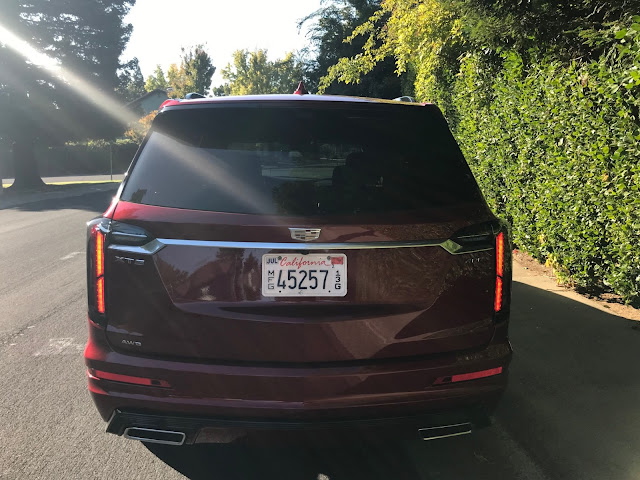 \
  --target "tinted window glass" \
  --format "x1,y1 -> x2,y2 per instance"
121,105 -> 484,215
